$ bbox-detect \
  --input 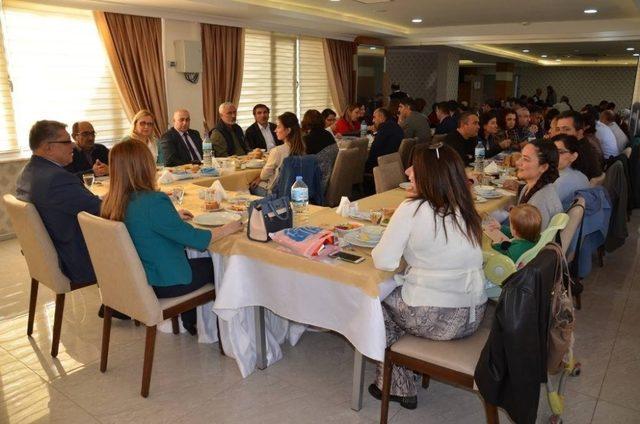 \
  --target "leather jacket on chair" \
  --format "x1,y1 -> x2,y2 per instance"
474,245 -> 561,424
